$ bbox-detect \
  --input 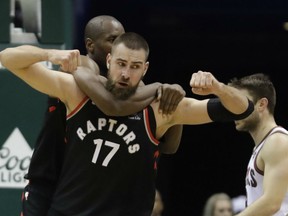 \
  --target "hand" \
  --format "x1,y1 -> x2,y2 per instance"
157,84 -> 186,115
190,70 -> 221,95
47,49 -> 81,73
